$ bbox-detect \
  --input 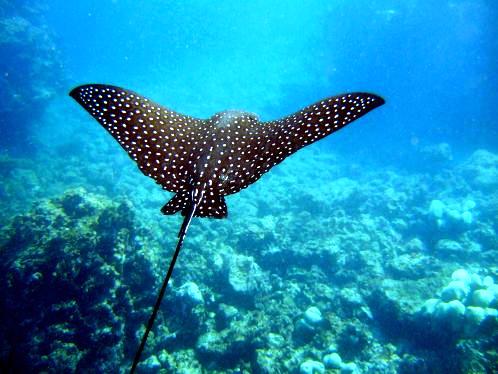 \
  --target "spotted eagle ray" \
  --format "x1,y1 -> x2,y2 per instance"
69,84 -> 384,372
